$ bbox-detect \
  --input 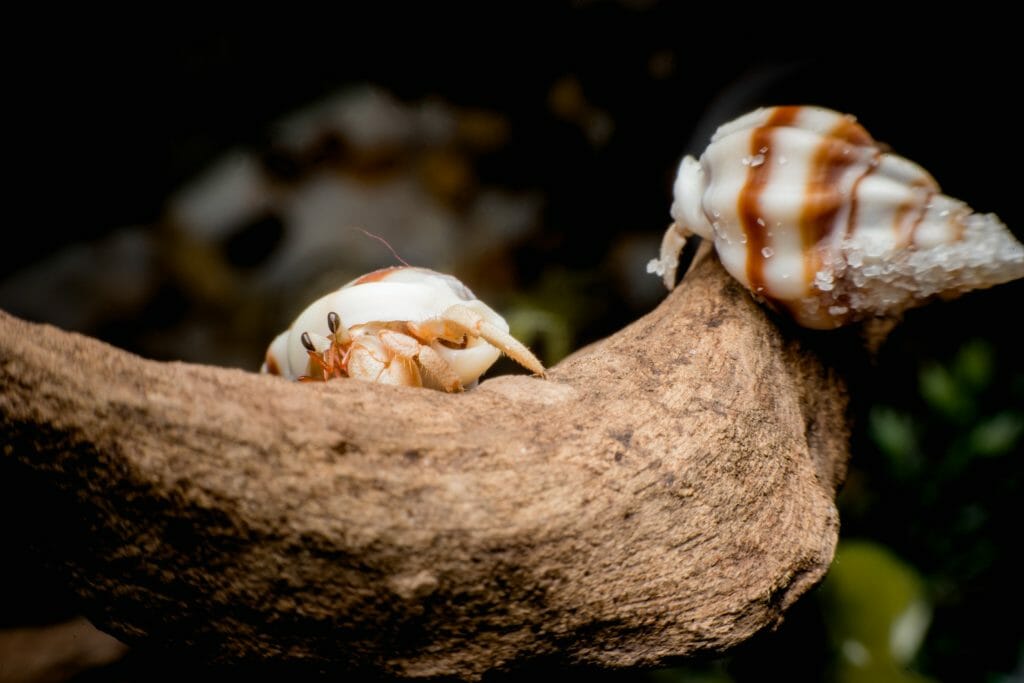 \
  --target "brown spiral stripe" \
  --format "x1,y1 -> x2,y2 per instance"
903,184 -> 936,248
738,107 -> 799,293
800,118 -> 873,286
844,156 -> 878,238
